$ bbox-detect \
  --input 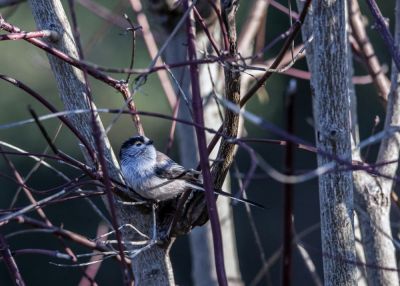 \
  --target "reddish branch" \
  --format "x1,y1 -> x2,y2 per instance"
239,0 -> 311,107
282,67 -> 376,85
0,234 -> 26,286
349,0 -> 390,103
78,223 -> 109,286
76,0 -> 128,29
0,75 -> 96,161
0,17 -> 143,132
0,144 -> 77,261
206,0 -> 229,50
11,216 -> 131,264
282,81 -> 296,286
0,29 -> 59,41
270,0 -> 298,19
365,0 -> 400,71
237,0 -> 269,54
206,0 -> 312,158
193,6 -> 221,56
185,0 -> 228,285
129,0 -> 177,109
0,18 -> 119,86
